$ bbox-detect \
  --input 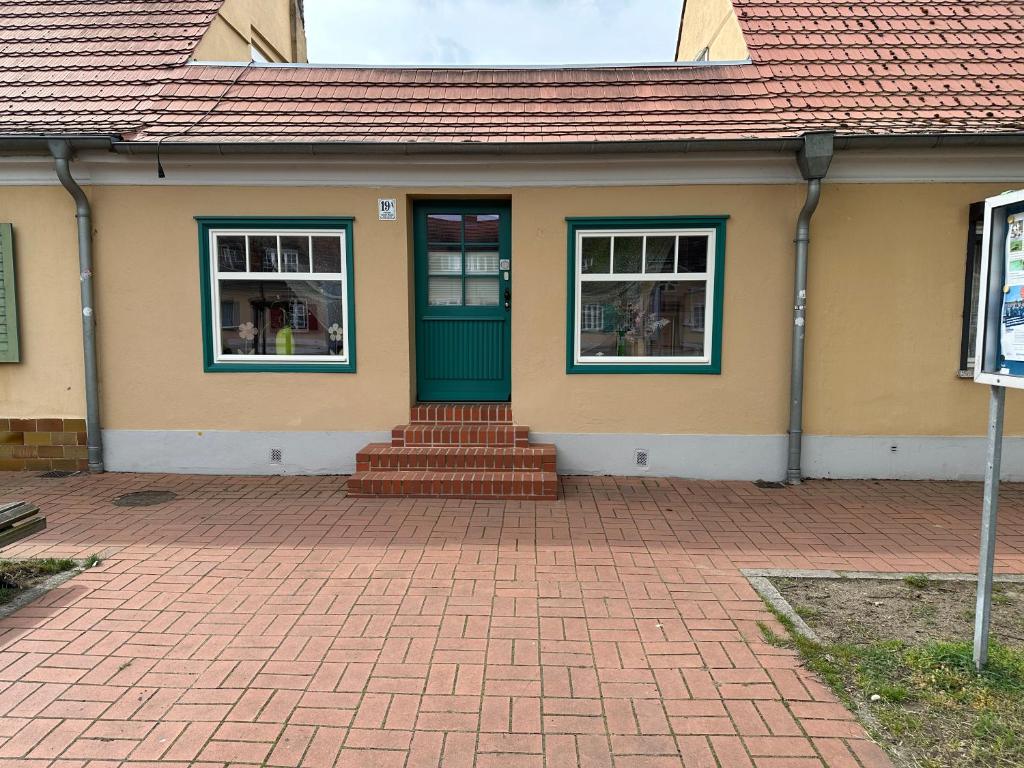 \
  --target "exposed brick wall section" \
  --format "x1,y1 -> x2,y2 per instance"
0,418 -> 89,471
